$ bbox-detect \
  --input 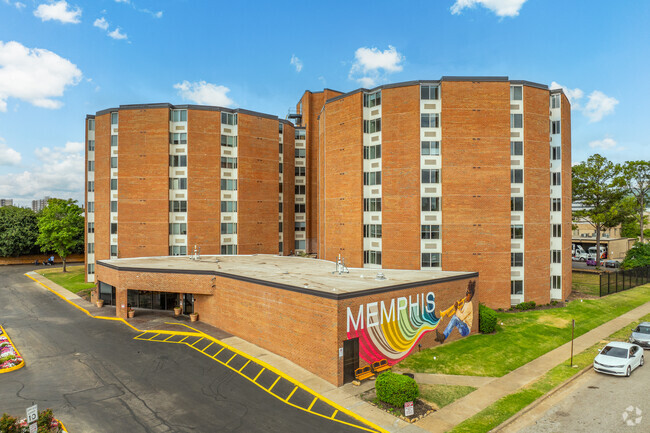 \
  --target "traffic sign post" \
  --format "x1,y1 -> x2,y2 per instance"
404,401 -> 414,417
26,404 -> 38,433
